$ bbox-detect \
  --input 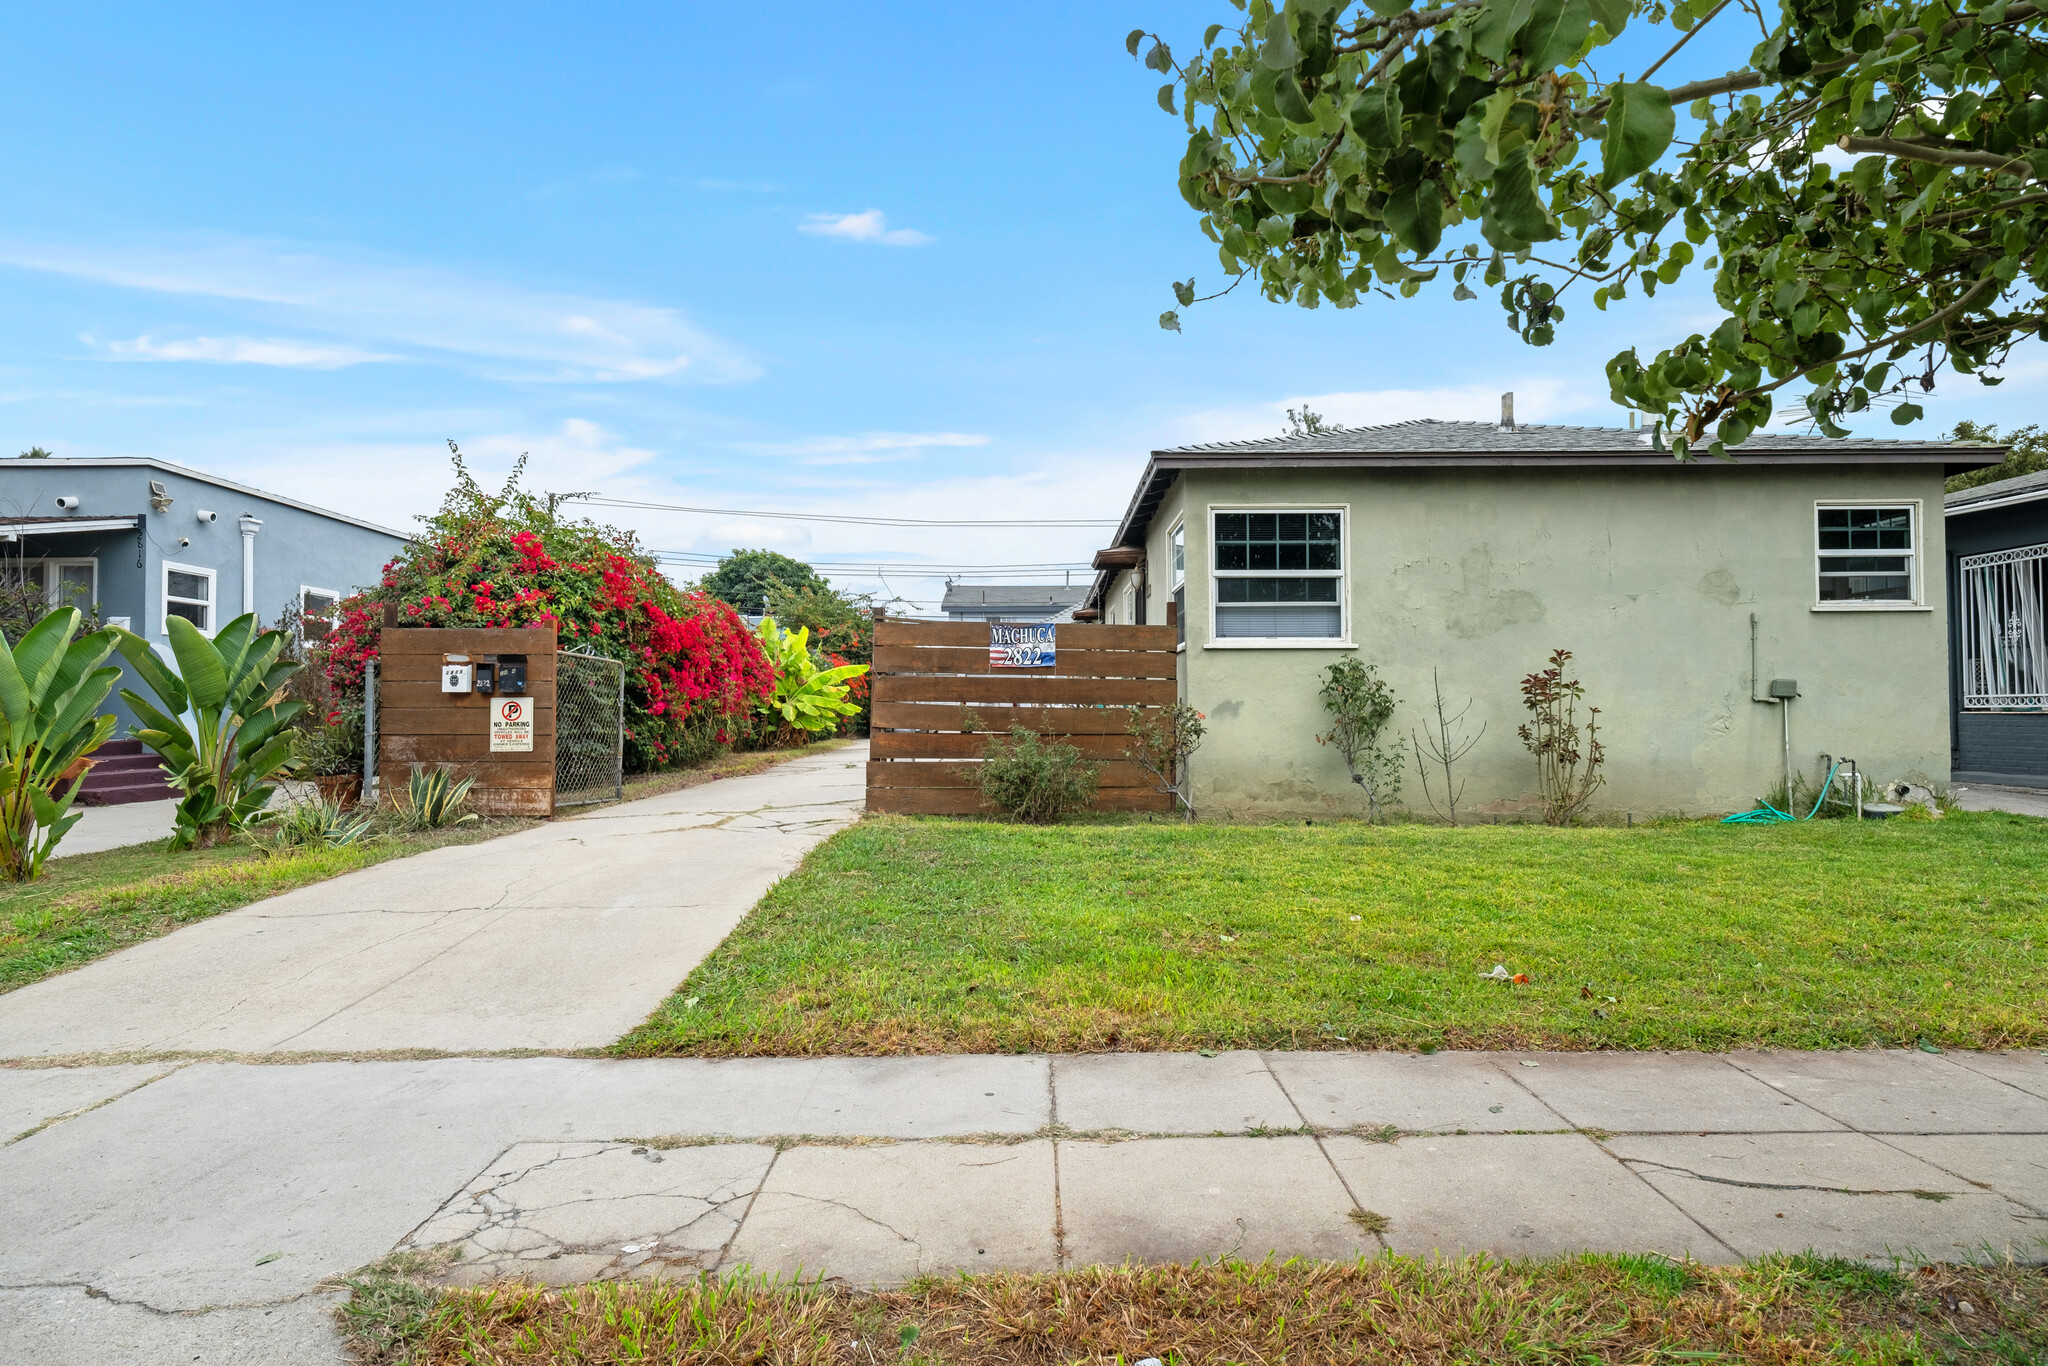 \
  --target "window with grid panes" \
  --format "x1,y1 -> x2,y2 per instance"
1817,506 -> 1915,603
1212,510 -> 1343,638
